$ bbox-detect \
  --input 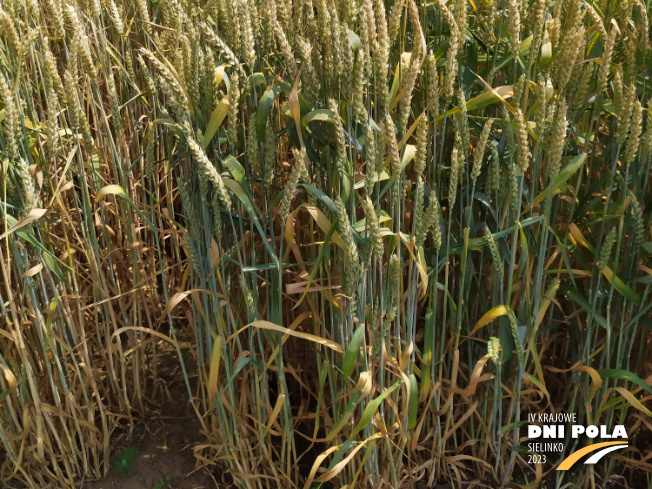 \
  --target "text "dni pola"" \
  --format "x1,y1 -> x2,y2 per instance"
528,413 -> 627,439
